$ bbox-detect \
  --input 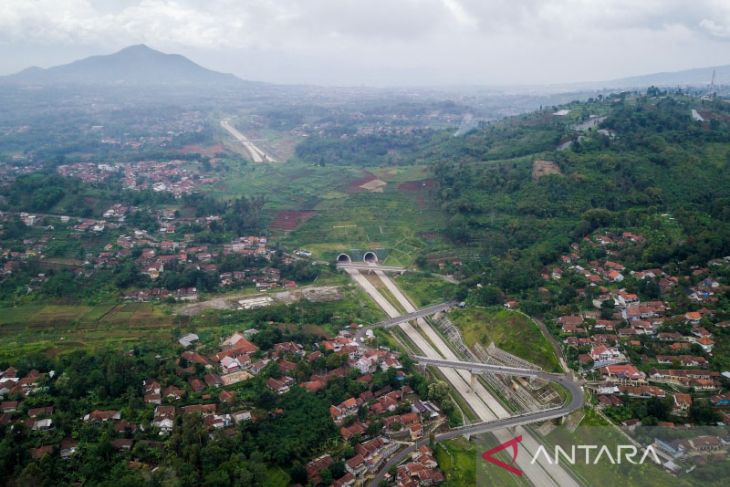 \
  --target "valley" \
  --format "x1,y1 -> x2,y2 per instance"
0,43 -> 729,487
